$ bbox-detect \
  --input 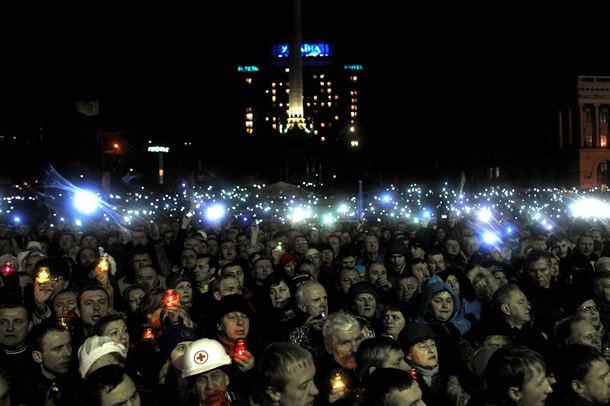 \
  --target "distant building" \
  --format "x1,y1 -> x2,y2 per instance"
470,75 -> 610,190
